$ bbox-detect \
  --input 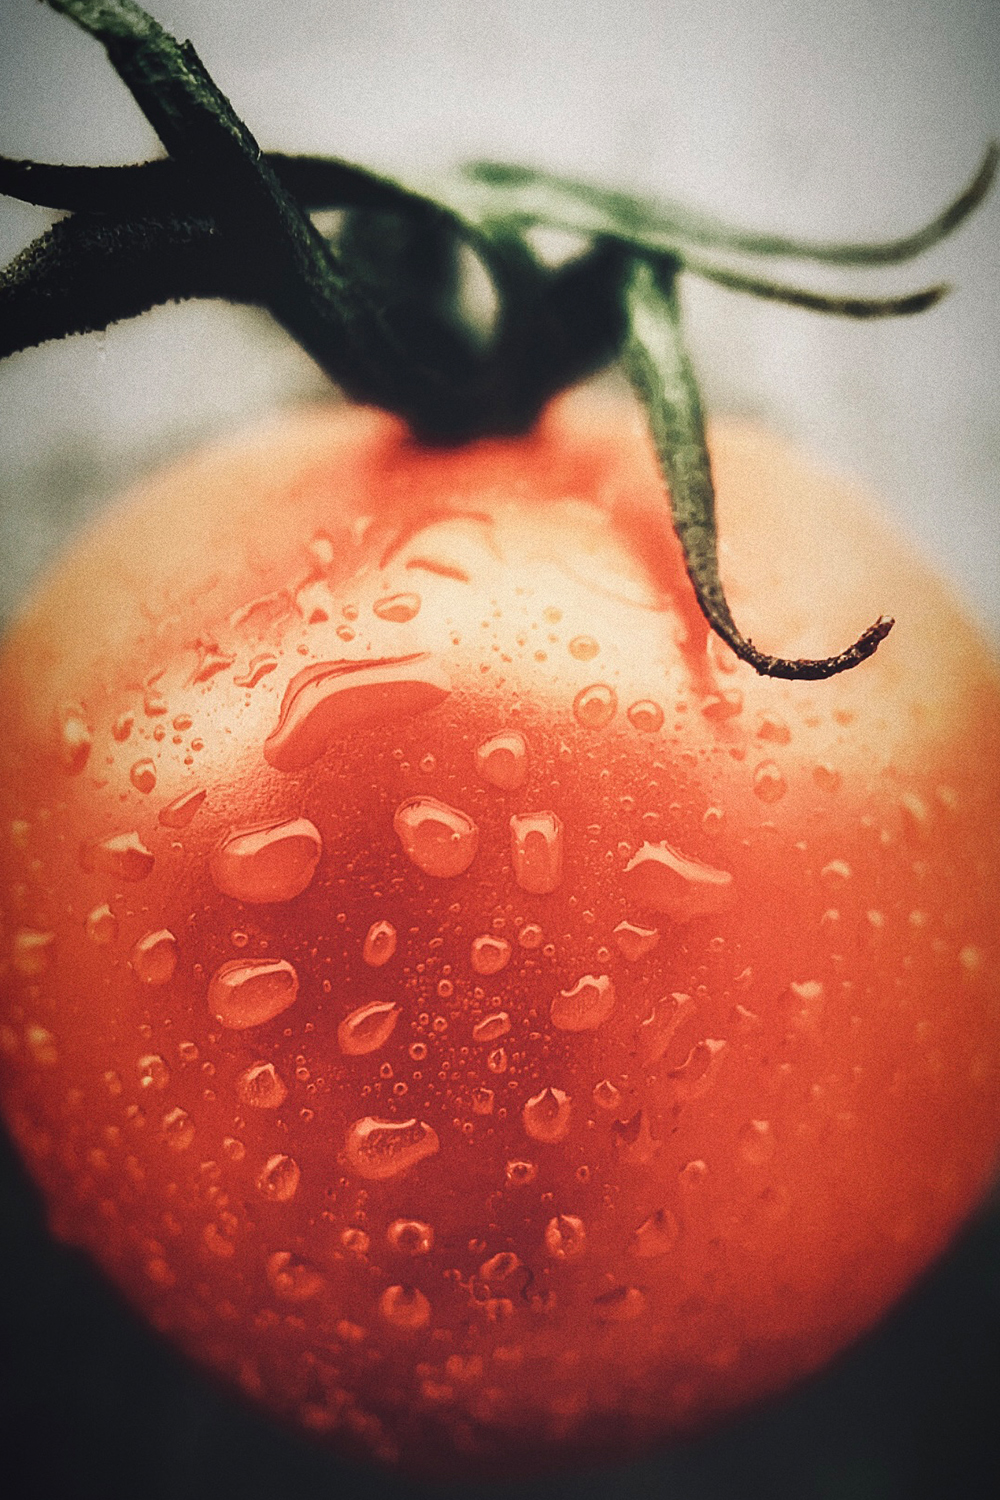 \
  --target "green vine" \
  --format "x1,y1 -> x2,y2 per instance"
1,0 -> 994,679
